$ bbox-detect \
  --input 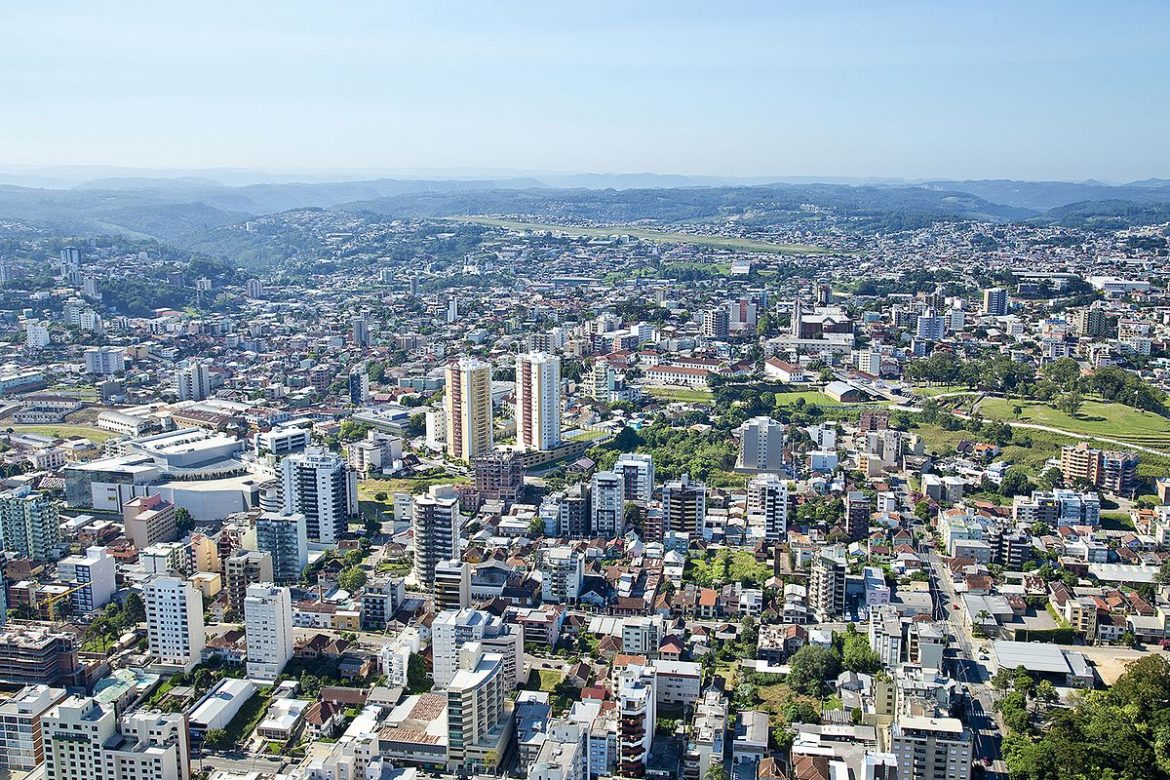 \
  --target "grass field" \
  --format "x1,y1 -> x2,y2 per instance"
567,429 -> 611,442
524,669 -> 564,693
645,386 -> 715,403
773,390 -> 847,408
977,397 -> 1170,449
357,474 -> 470,500
7,424 -> 118,443
452,216 -> 835,255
